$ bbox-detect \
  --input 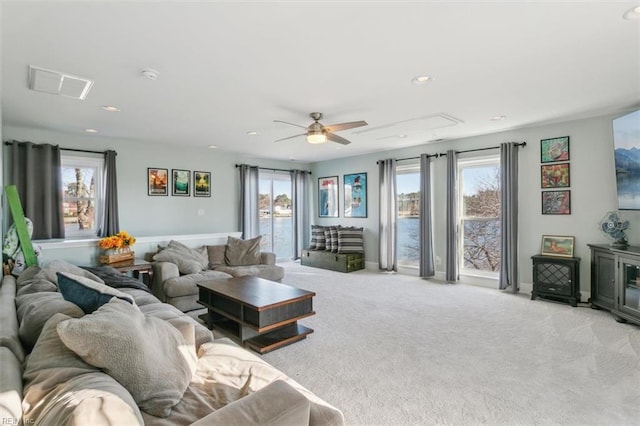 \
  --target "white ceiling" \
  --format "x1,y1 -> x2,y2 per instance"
2,1 -> 639,163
